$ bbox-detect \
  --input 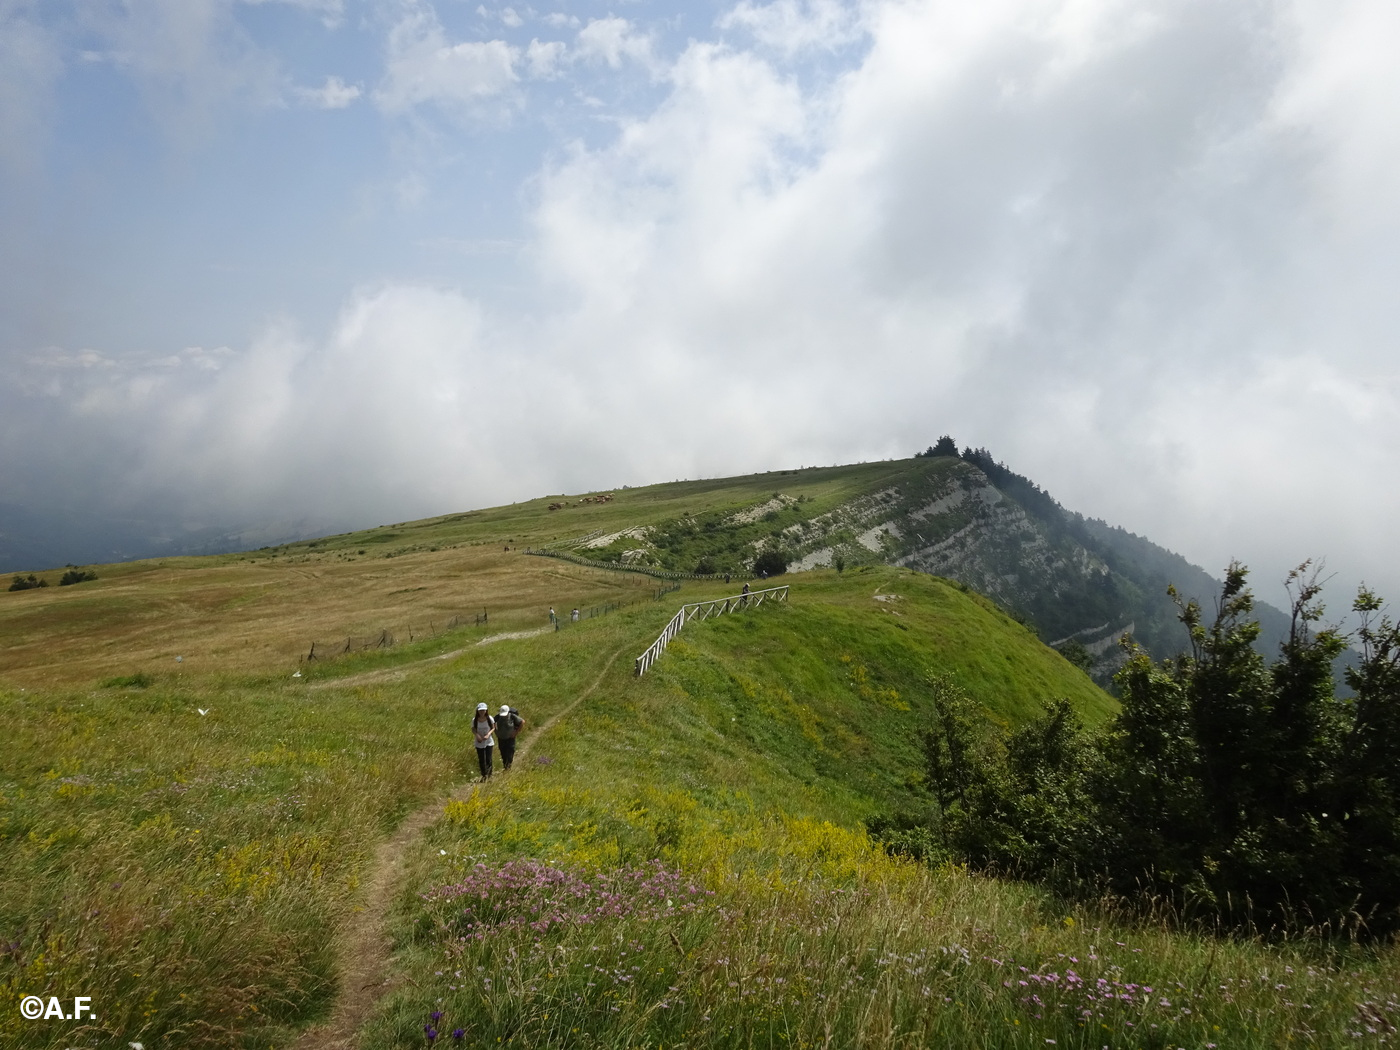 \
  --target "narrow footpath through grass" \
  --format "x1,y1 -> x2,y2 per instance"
291,638 -> 633,1050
